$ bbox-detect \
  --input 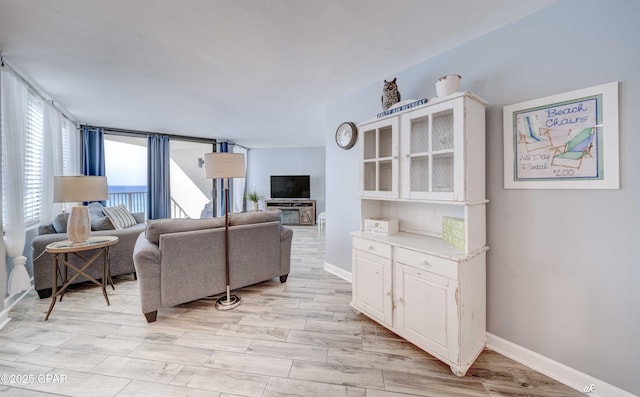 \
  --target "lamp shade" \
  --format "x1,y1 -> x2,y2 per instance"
53,176 -> 108,202
204,153 -> 246,179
